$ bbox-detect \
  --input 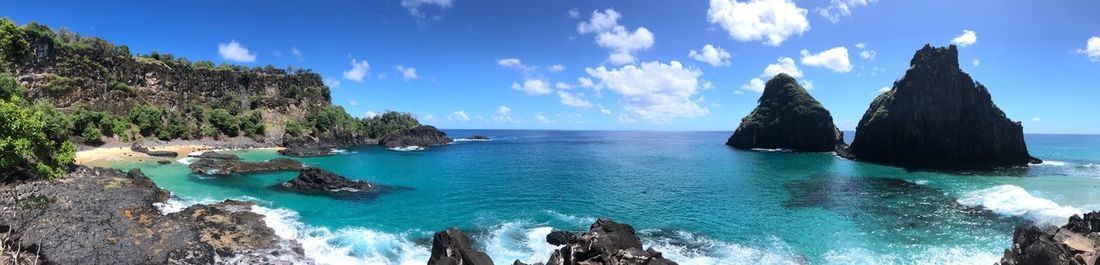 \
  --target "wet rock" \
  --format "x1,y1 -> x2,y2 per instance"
546,230 -> 577,246
726,73 -> 843,152
847,44 -> 1035,170
188,151 -> 240,160
280,168 -> 372,193
379,125 -> 453,148
157,160 -> 171,165
131,140 -> 179,157
189,158 -> 304,176
999,211 -> 1100,265
546,218 -> 678,265
428,228 -> 494,265
278,147 -> 332,157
